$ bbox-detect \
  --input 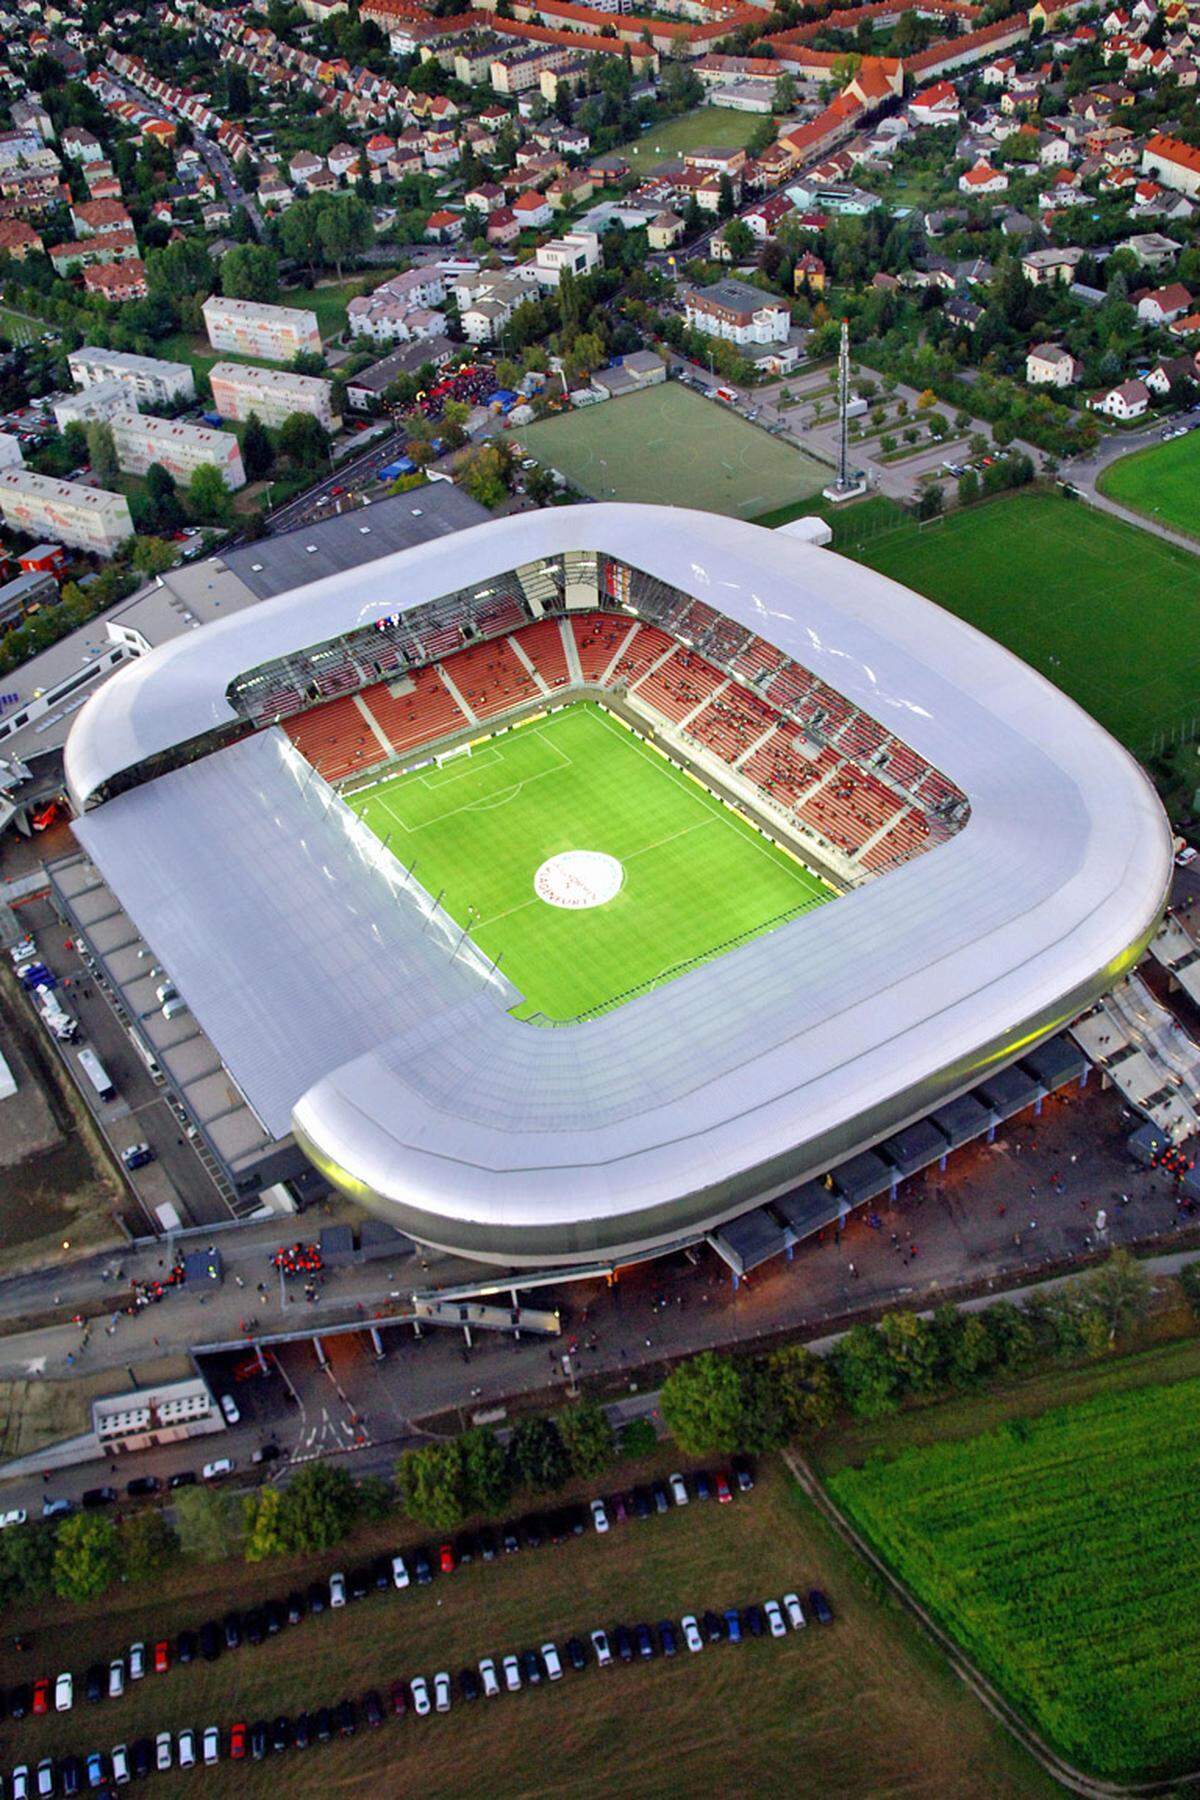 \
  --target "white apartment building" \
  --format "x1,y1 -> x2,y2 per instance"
345,268 -> 449,345
0,469 -> 133,556
68,347 -> 196,408
201,296 -> 322,363
682,279 -> 790,346
54,379 -> 139,430
1025,344 -> 1083,388
209,362 -> 339,432
533,231 -> 601,288
110,412 -> 247,491
453,268 -> 540,343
